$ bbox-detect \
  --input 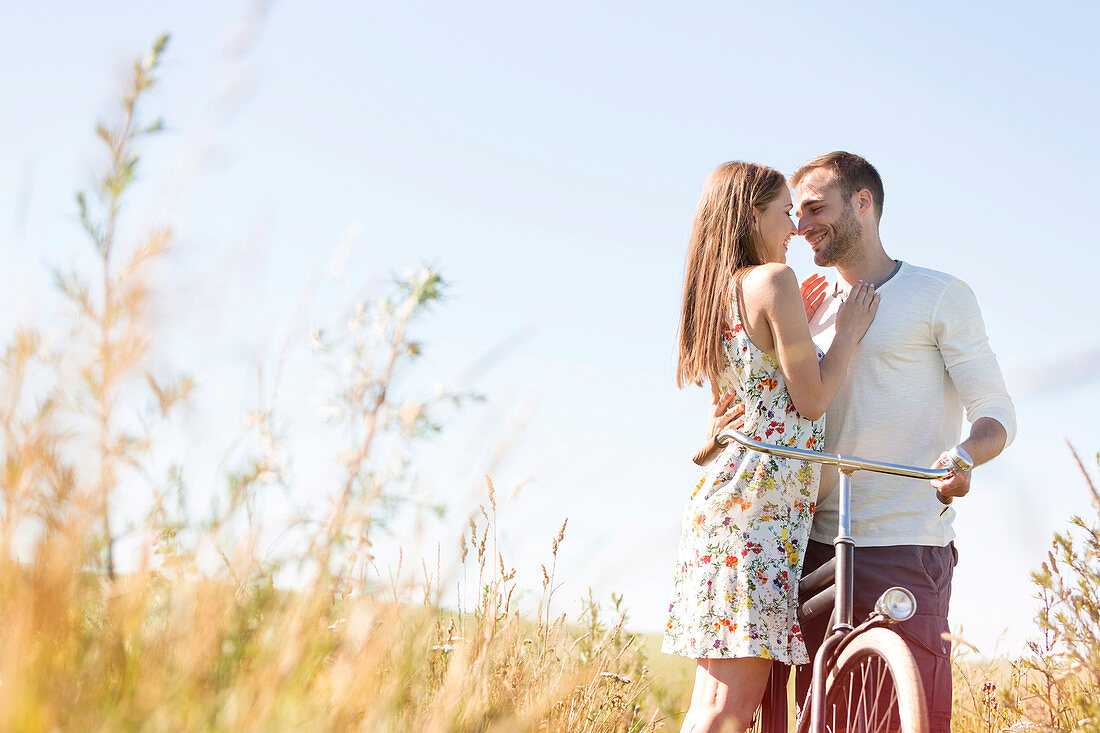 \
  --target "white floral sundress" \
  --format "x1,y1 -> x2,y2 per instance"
662,298 -> 825,664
